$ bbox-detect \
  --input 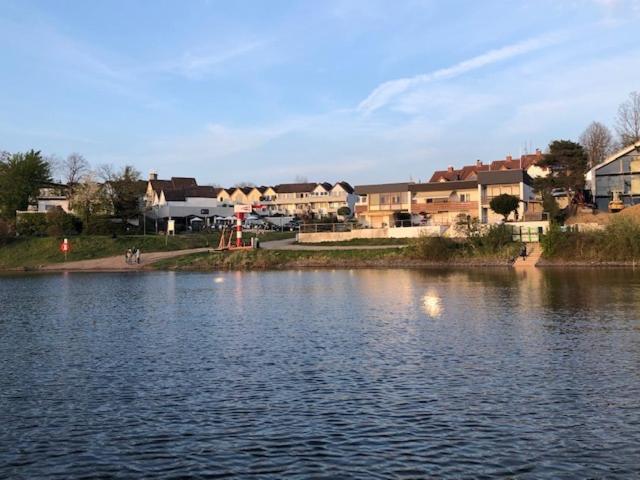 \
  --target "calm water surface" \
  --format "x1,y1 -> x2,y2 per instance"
1,268 -> 640,478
